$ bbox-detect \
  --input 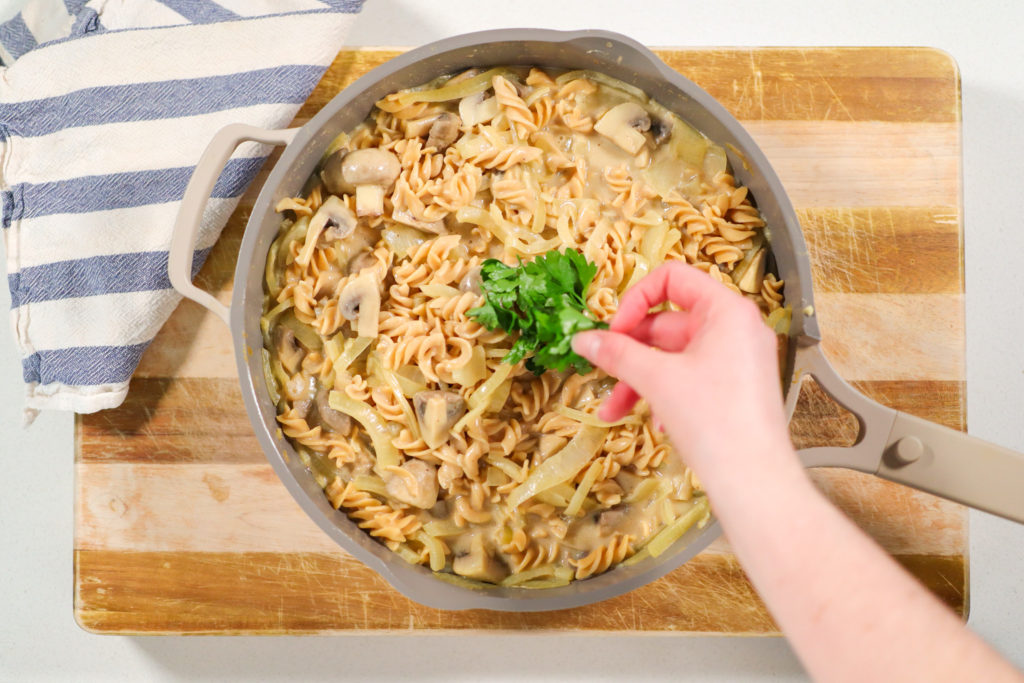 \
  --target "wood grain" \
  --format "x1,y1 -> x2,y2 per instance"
73,550 -> 963,635
75,47 -> 966,635
299,47 -> 960,123
75,462 -> 963,557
